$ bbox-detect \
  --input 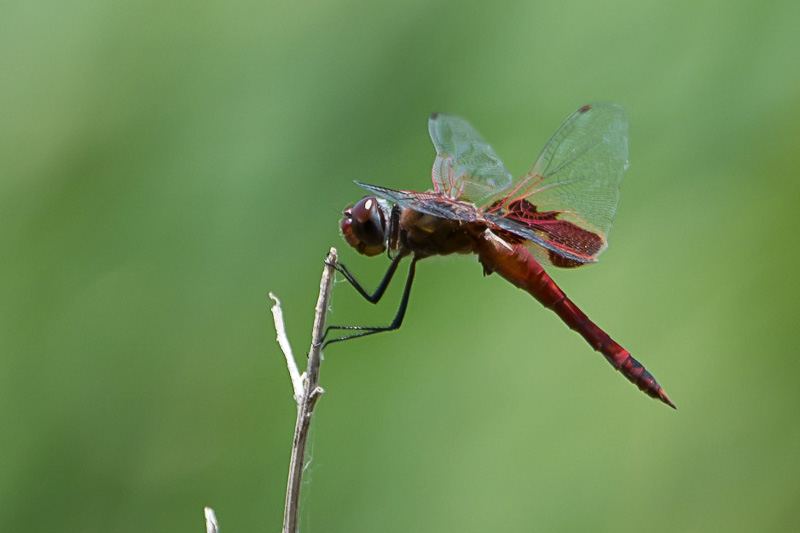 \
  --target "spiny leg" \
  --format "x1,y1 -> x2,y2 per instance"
323,256 -> 418,347
327,251 -> 408,304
